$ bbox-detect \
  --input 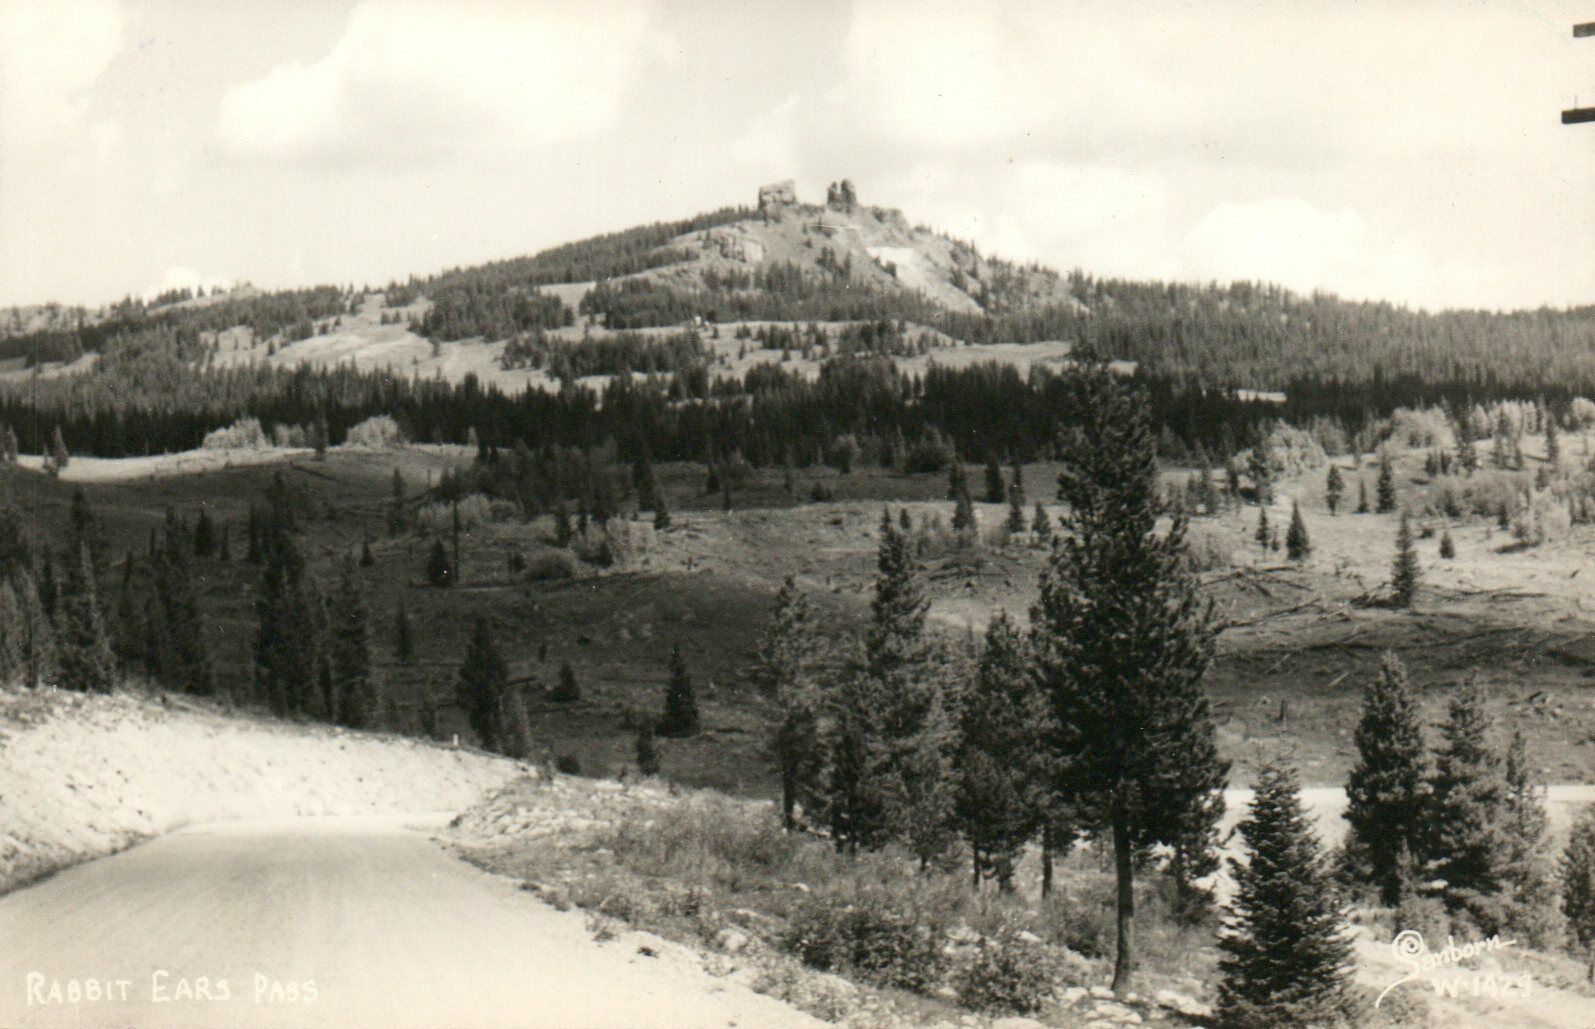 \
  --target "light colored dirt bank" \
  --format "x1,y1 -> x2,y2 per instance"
0,687 -> 521,893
